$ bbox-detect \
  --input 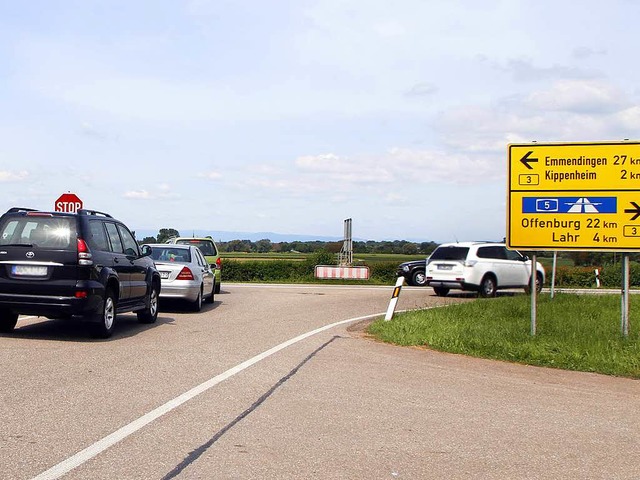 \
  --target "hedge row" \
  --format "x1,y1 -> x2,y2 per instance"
221,258 -> 398,284
553,264 -> 640,288
220,257 -> 640,288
